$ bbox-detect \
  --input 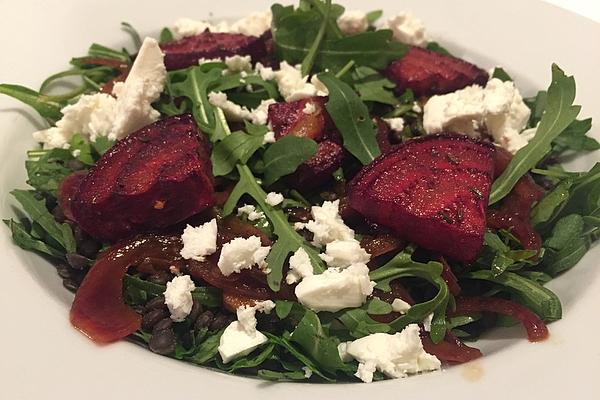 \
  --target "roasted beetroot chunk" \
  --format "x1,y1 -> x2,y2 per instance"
70,114 -> 214,241
160,31 -> 268,70
386,46 -> 488,97
268,97 -> 343,190
348,134 -> 495,262
268,96 -> 337,141
287,140 -> 345,190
